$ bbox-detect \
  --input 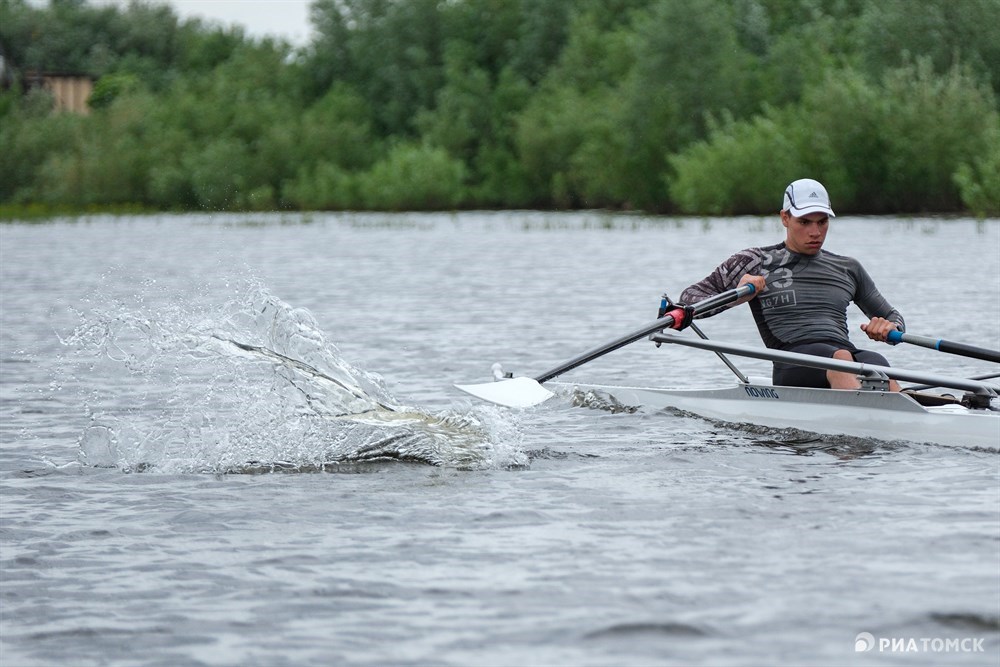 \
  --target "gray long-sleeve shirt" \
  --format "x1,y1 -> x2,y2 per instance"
679,242 -> 904,350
